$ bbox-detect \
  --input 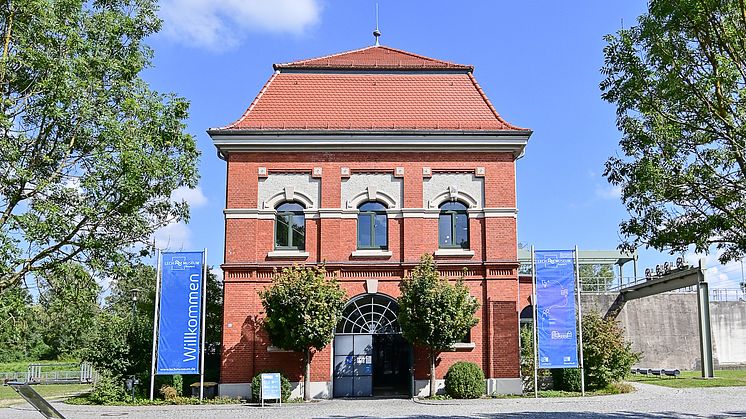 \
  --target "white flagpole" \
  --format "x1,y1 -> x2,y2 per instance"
199,248 -> 208,402
531,245 -> 538,398
149,249 -> 163,401
574,245 -> 586,396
